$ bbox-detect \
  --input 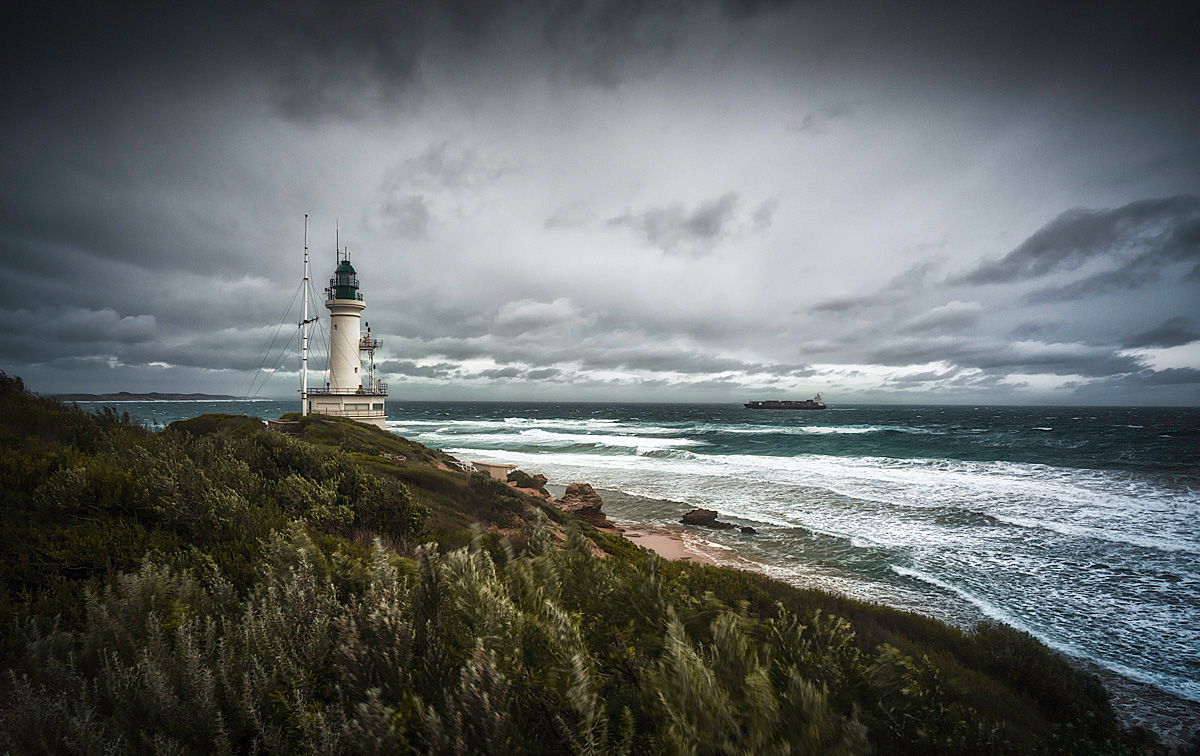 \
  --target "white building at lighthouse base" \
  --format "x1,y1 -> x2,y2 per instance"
307,392 -> 387,429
